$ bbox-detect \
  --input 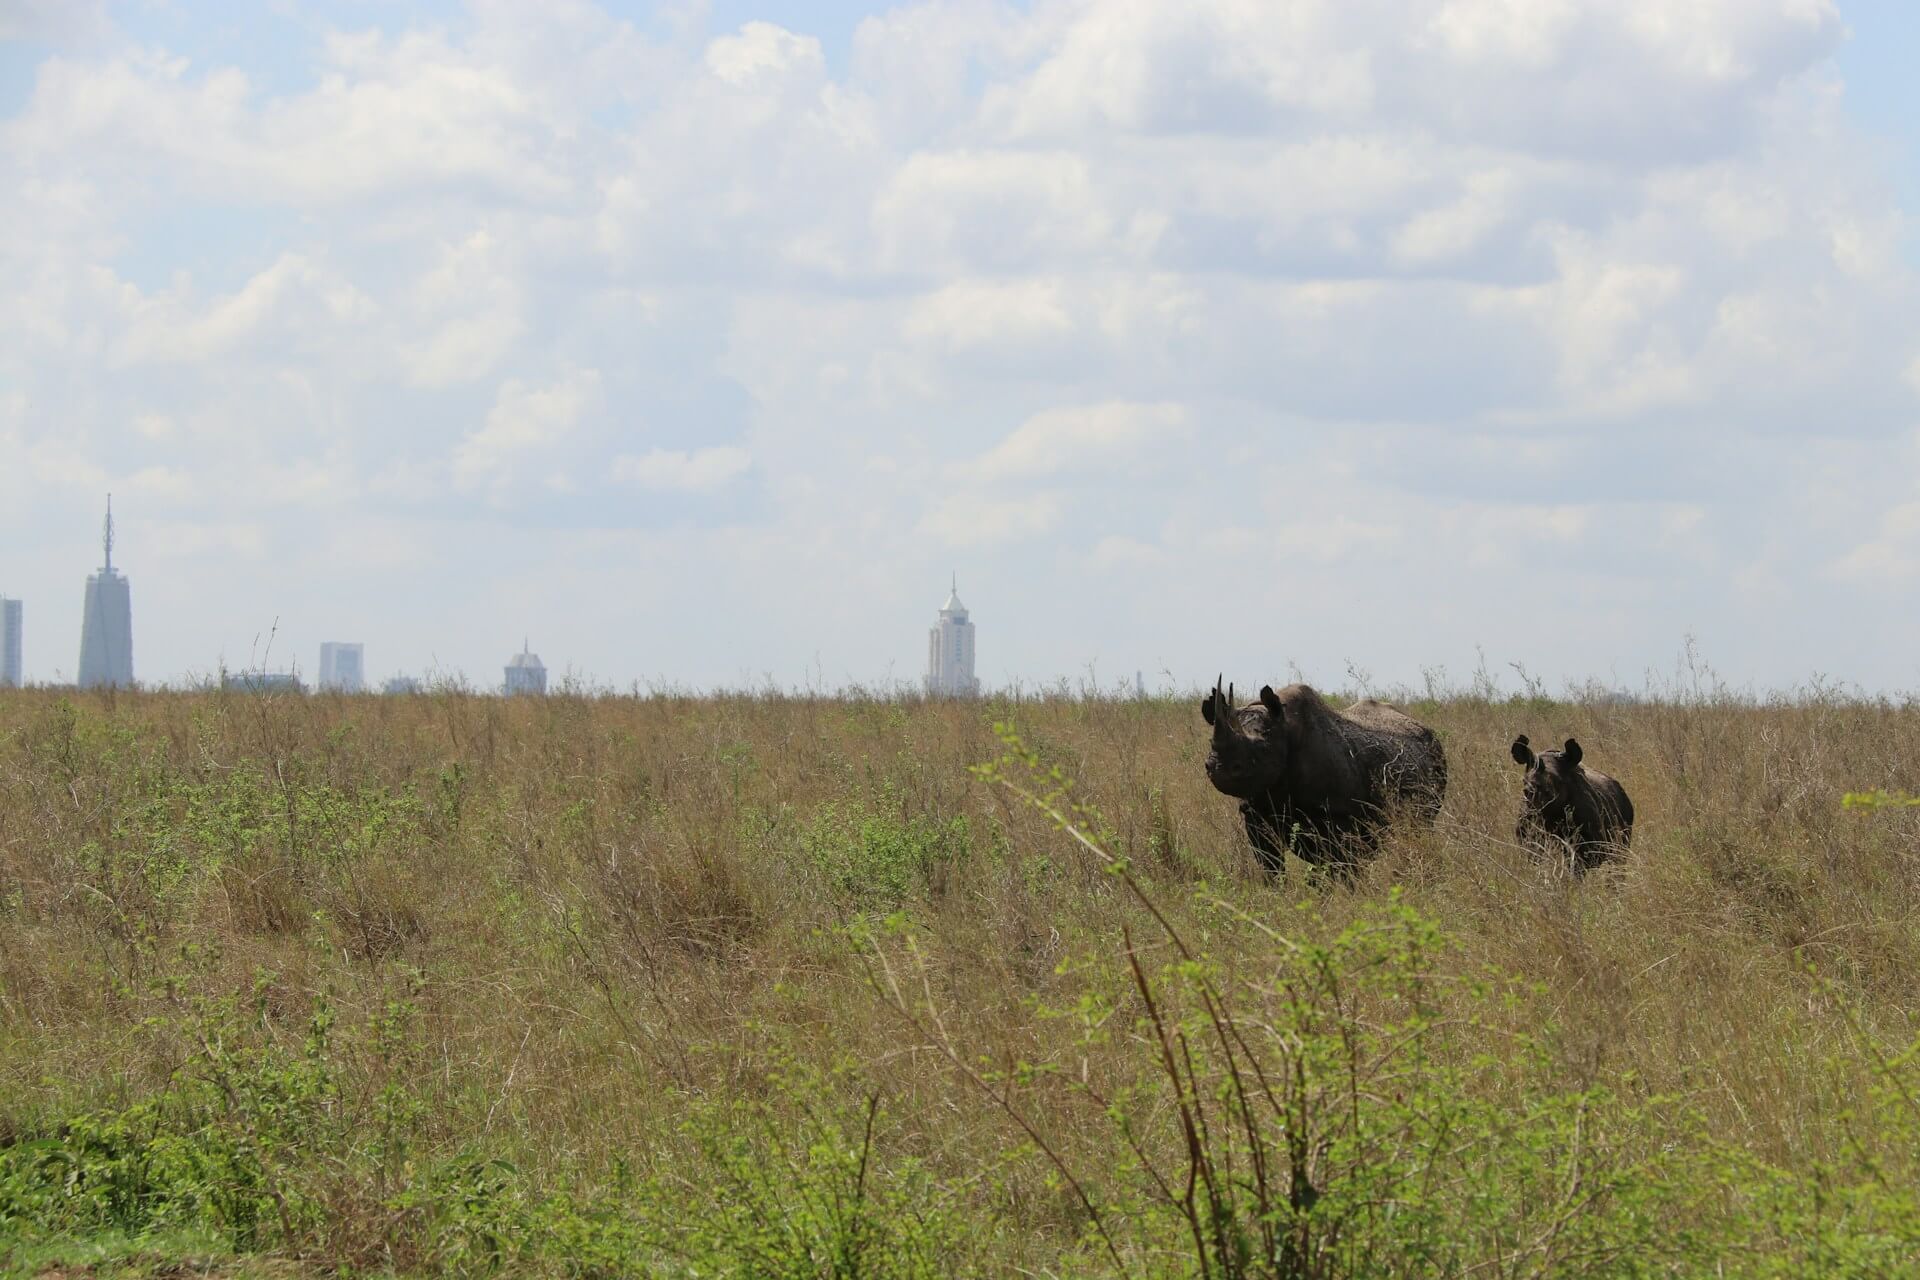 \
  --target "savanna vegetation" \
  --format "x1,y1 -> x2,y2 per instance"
1,676 -> 1918,1276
